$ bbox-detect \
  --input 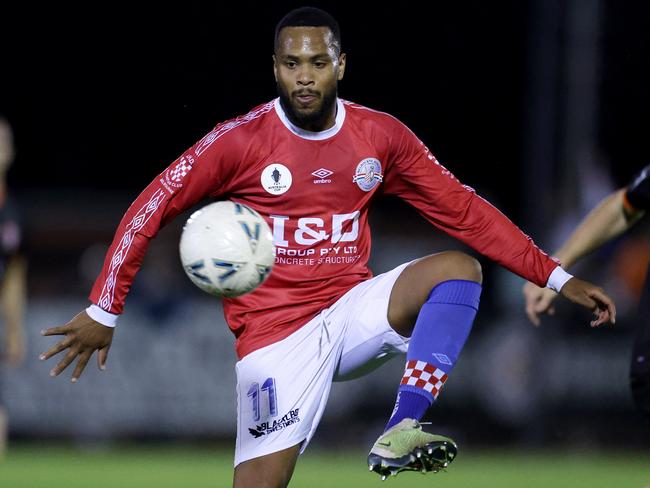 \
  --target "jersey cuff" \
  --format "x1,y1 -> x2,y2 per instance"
86,304 -> 119,328
546,266 -> 574,293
